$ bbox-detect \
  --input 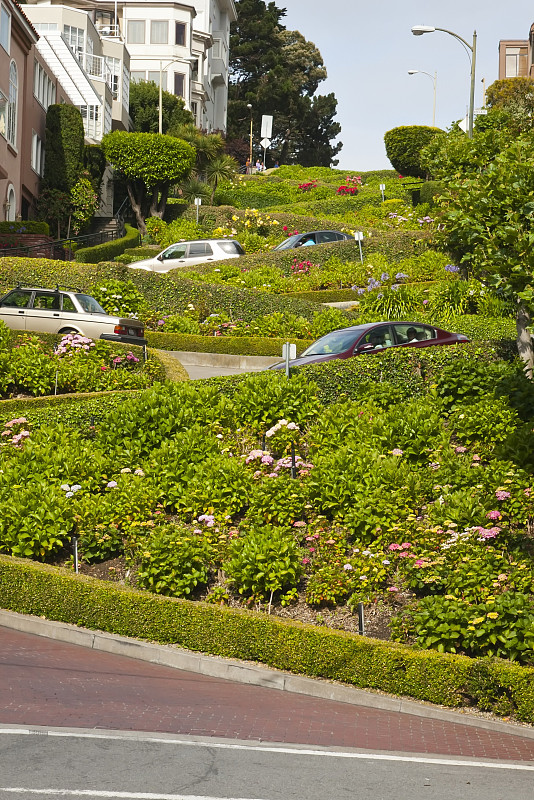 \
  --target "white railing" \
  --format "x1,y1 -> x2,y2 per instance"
79,51 -> 122,100
95,23 -> 122,39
